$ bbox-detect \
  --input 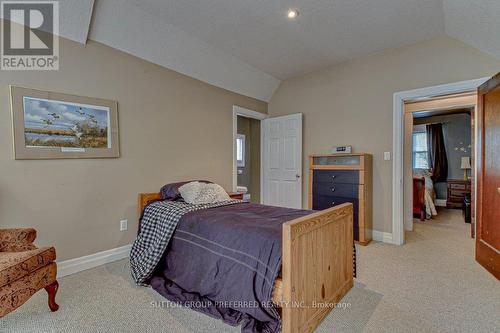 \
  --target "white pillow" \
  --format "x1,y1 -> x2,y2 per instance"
178,181 -> 203,204
182,183 -> 230,204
